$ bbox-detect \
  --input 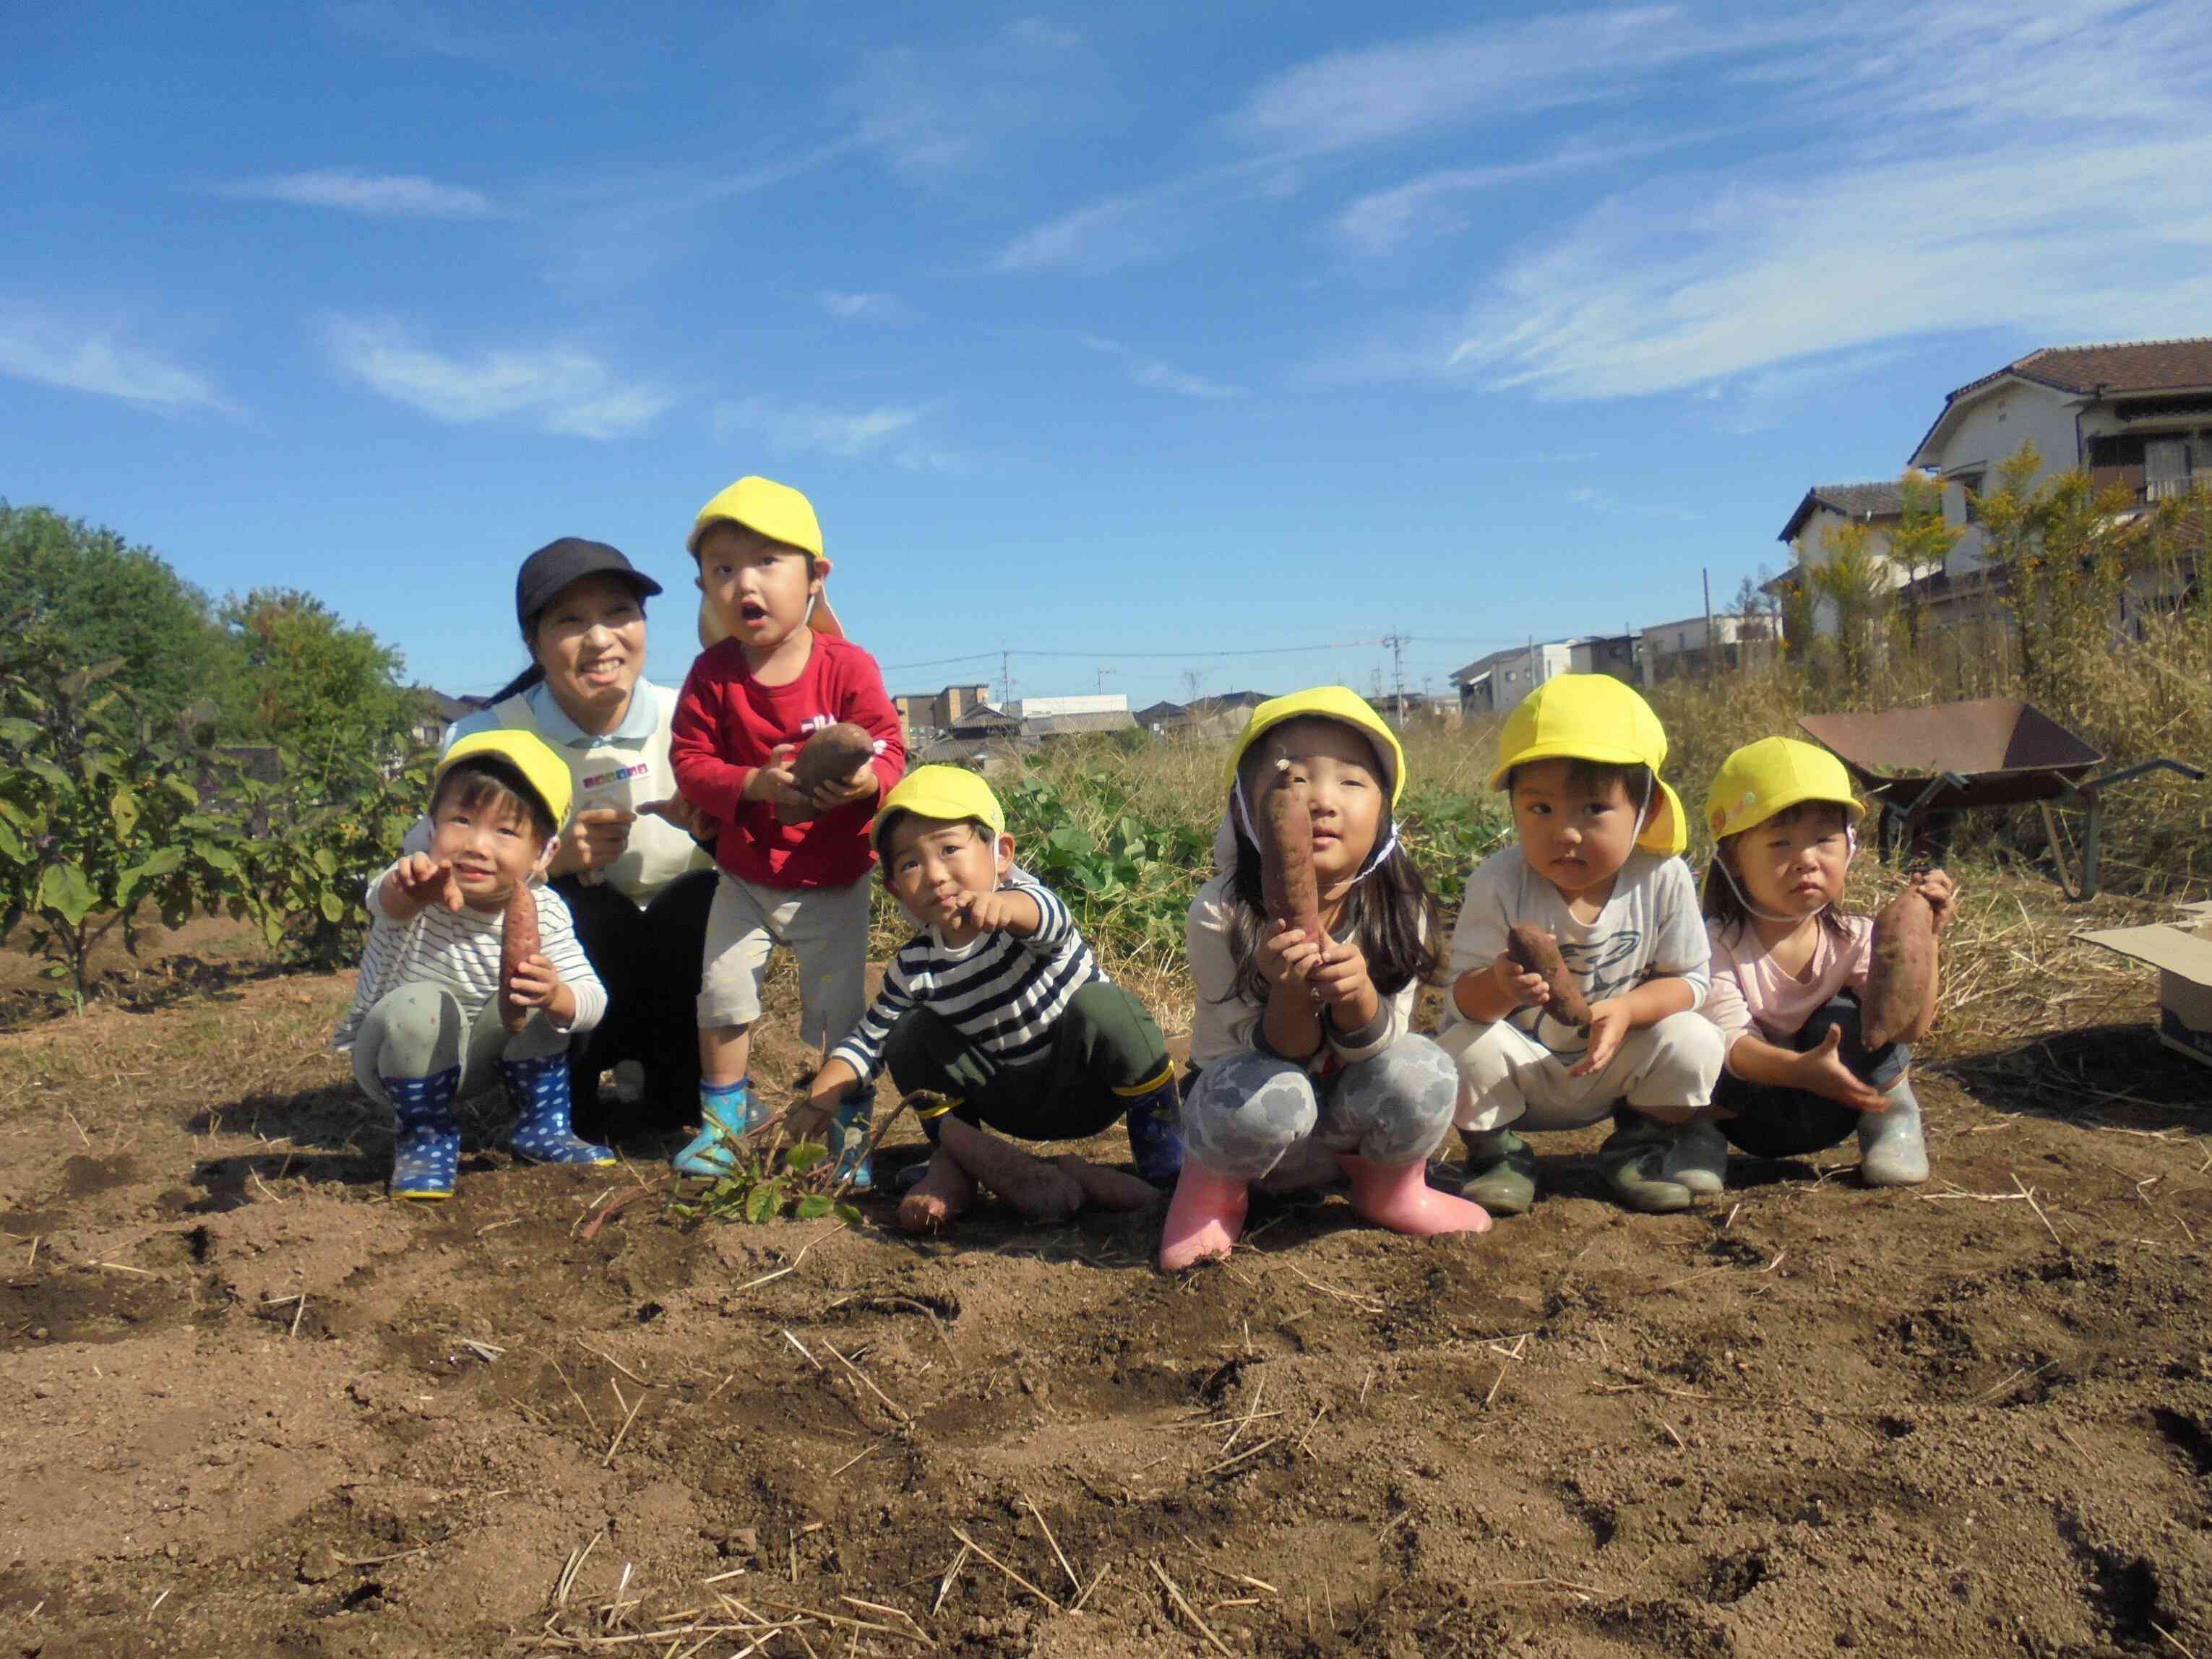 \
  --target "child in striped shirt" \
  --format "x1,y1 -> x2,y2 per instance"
795,767 -> 1182,1233
334,731 -> 611,1199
